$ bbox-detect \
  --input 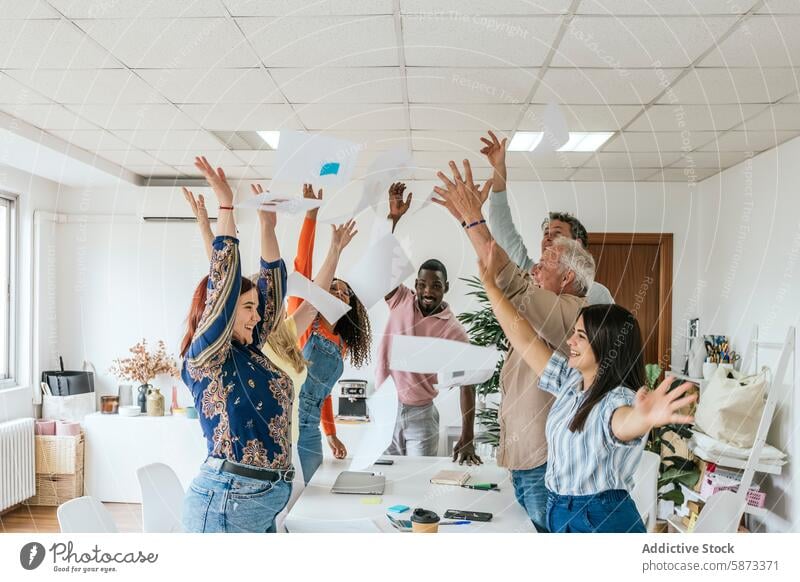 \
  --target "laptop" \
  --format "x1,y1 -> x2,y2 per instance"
331,471 -> 386,495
